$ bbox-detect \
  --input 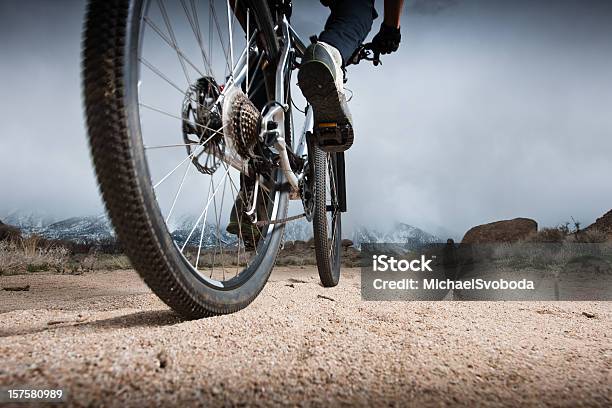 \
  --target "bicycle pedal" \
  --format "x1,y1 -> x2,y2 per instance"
314,122 -> 354,152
